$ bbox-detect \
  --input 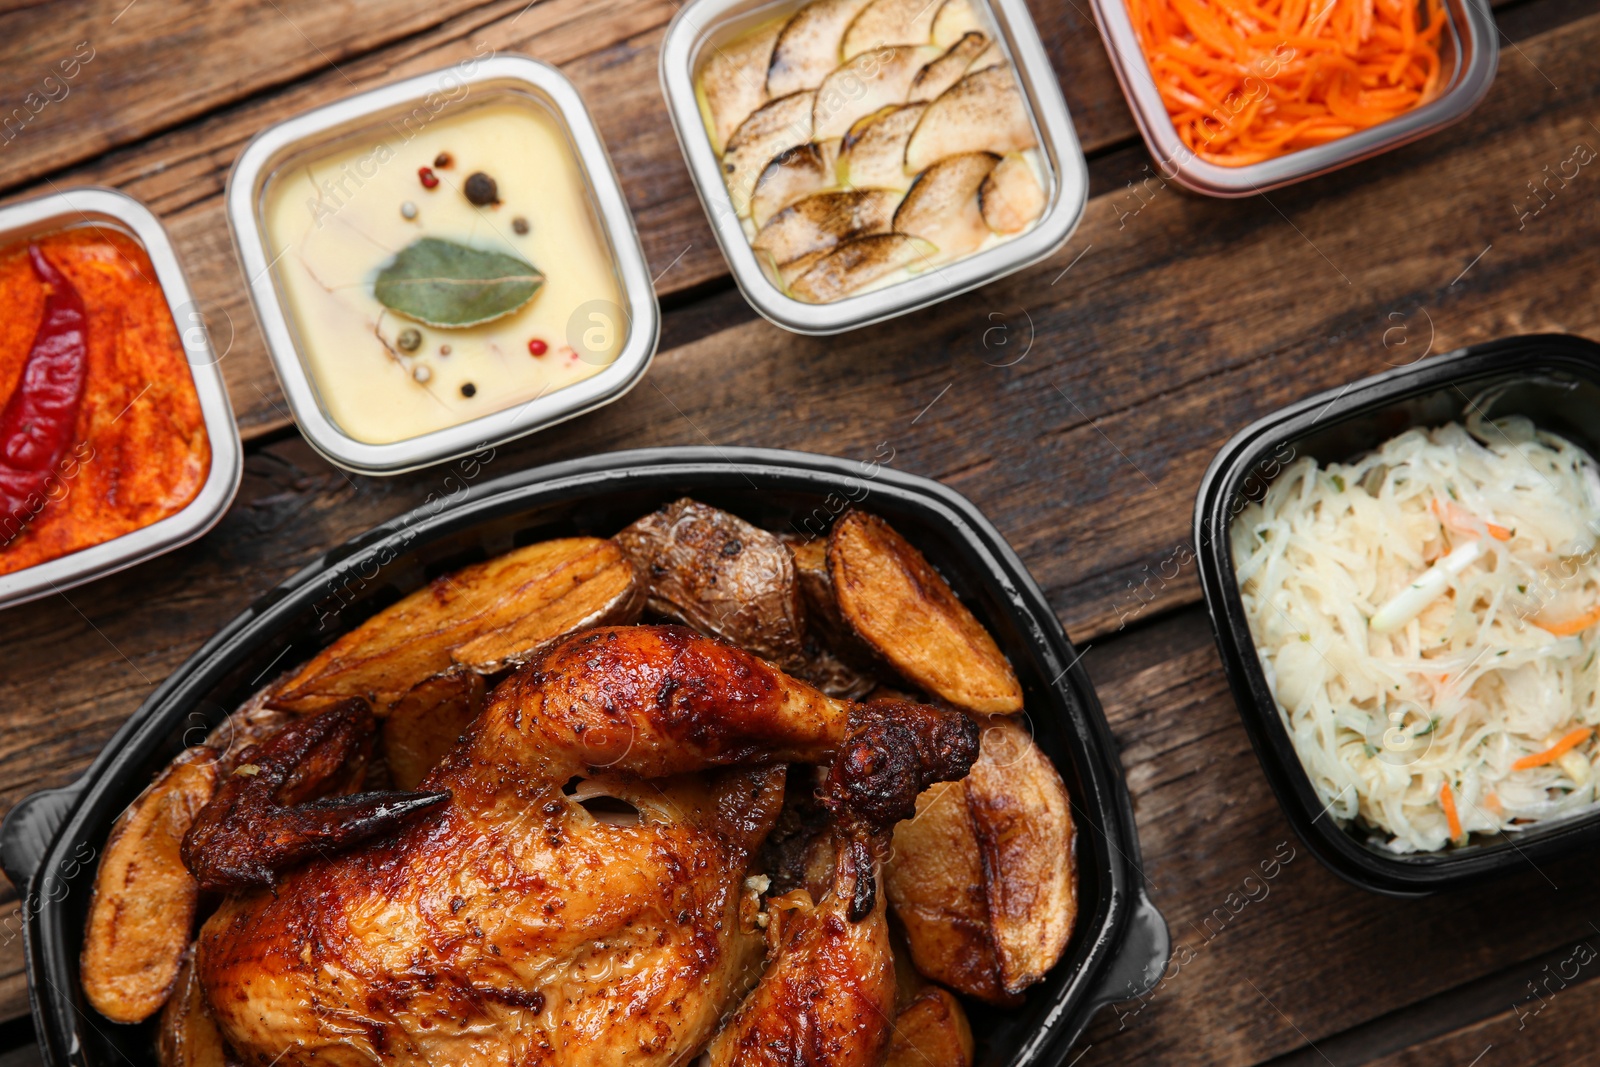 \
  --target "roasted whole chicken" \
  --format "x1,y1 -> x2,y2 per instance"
78,502 -> 1077,1067
194,626 -> 975,1066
